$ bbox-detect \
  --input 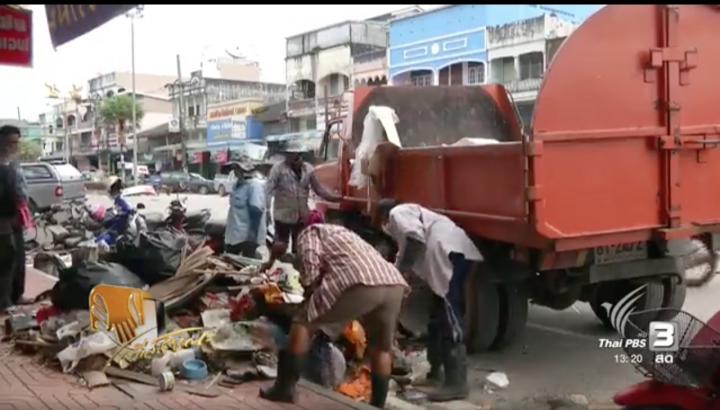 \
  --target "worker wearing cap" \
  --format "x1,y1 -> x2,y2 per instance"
265,140 -> 340,254
376,199 -> 483,402
224,156 -> 266,258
